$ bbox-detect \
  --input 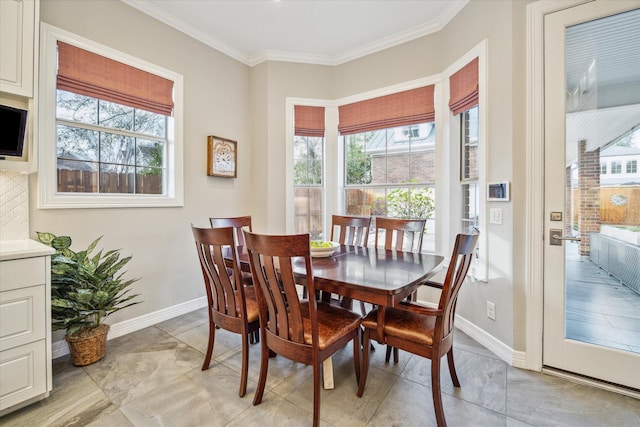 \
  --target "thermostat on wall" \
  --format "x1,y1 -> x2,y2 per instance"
487,182 -> 510,201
